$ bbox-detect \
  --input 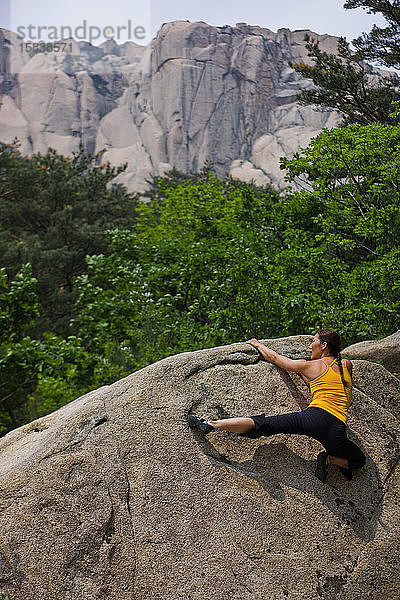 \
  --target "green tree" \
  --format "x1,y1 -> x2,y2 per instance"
345,0 -> 400,68
143,160 -> 229,201
71,176 -> 283,377
290,35 -> 399,125
0,143 -> 138,335
0,264 -> 90,435
281,117 -> 400,339
0,263 -> 39,431
290,1 -> 400,124
72,118 -> 400,376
